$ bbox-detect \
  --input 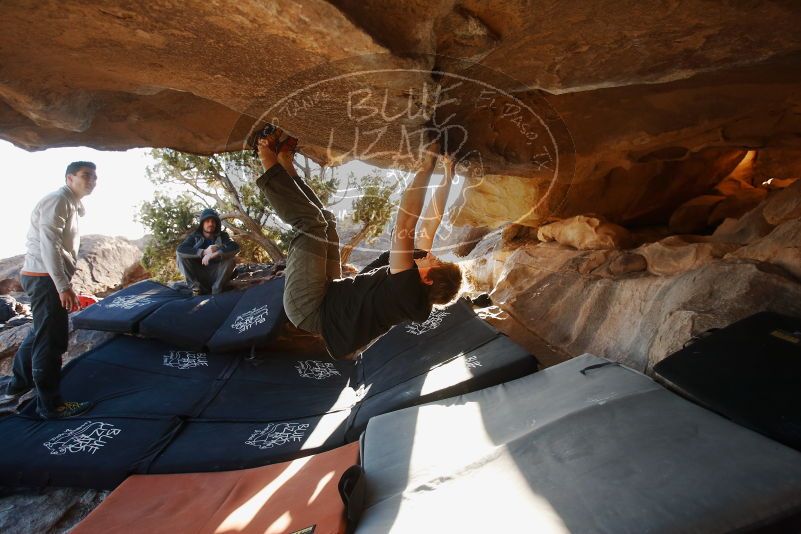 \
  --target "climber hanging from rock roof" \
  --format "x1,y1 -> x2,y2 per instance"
358,146 -> 459,274
254,126 -> 463,360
